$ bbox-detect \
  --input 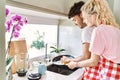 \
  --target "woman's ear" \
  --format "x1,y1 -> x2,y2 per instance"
92,13 -> 101,26
92,13 -> 96,19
